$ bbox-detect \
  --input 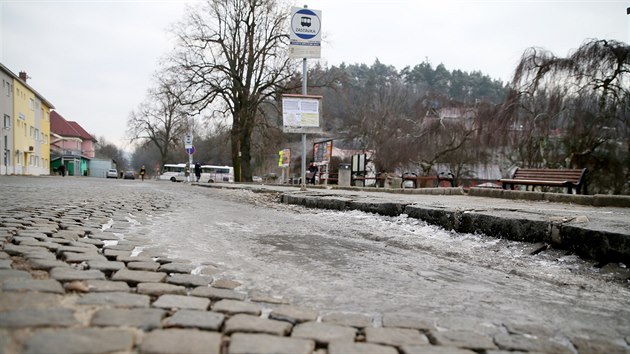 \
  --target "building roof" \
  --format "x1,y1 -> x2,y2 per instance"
0,62 -> 55,109
50,111 -> 82,139
68,121 -> 96,142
